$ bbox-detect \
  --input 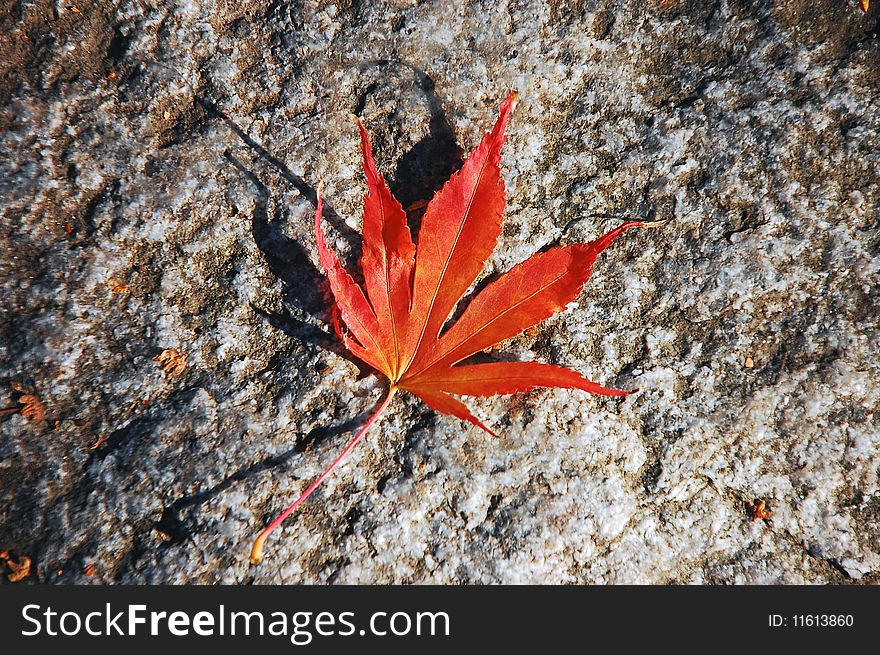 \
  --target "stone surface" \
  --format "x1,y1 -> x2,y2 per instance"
1,0 -> 878,584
